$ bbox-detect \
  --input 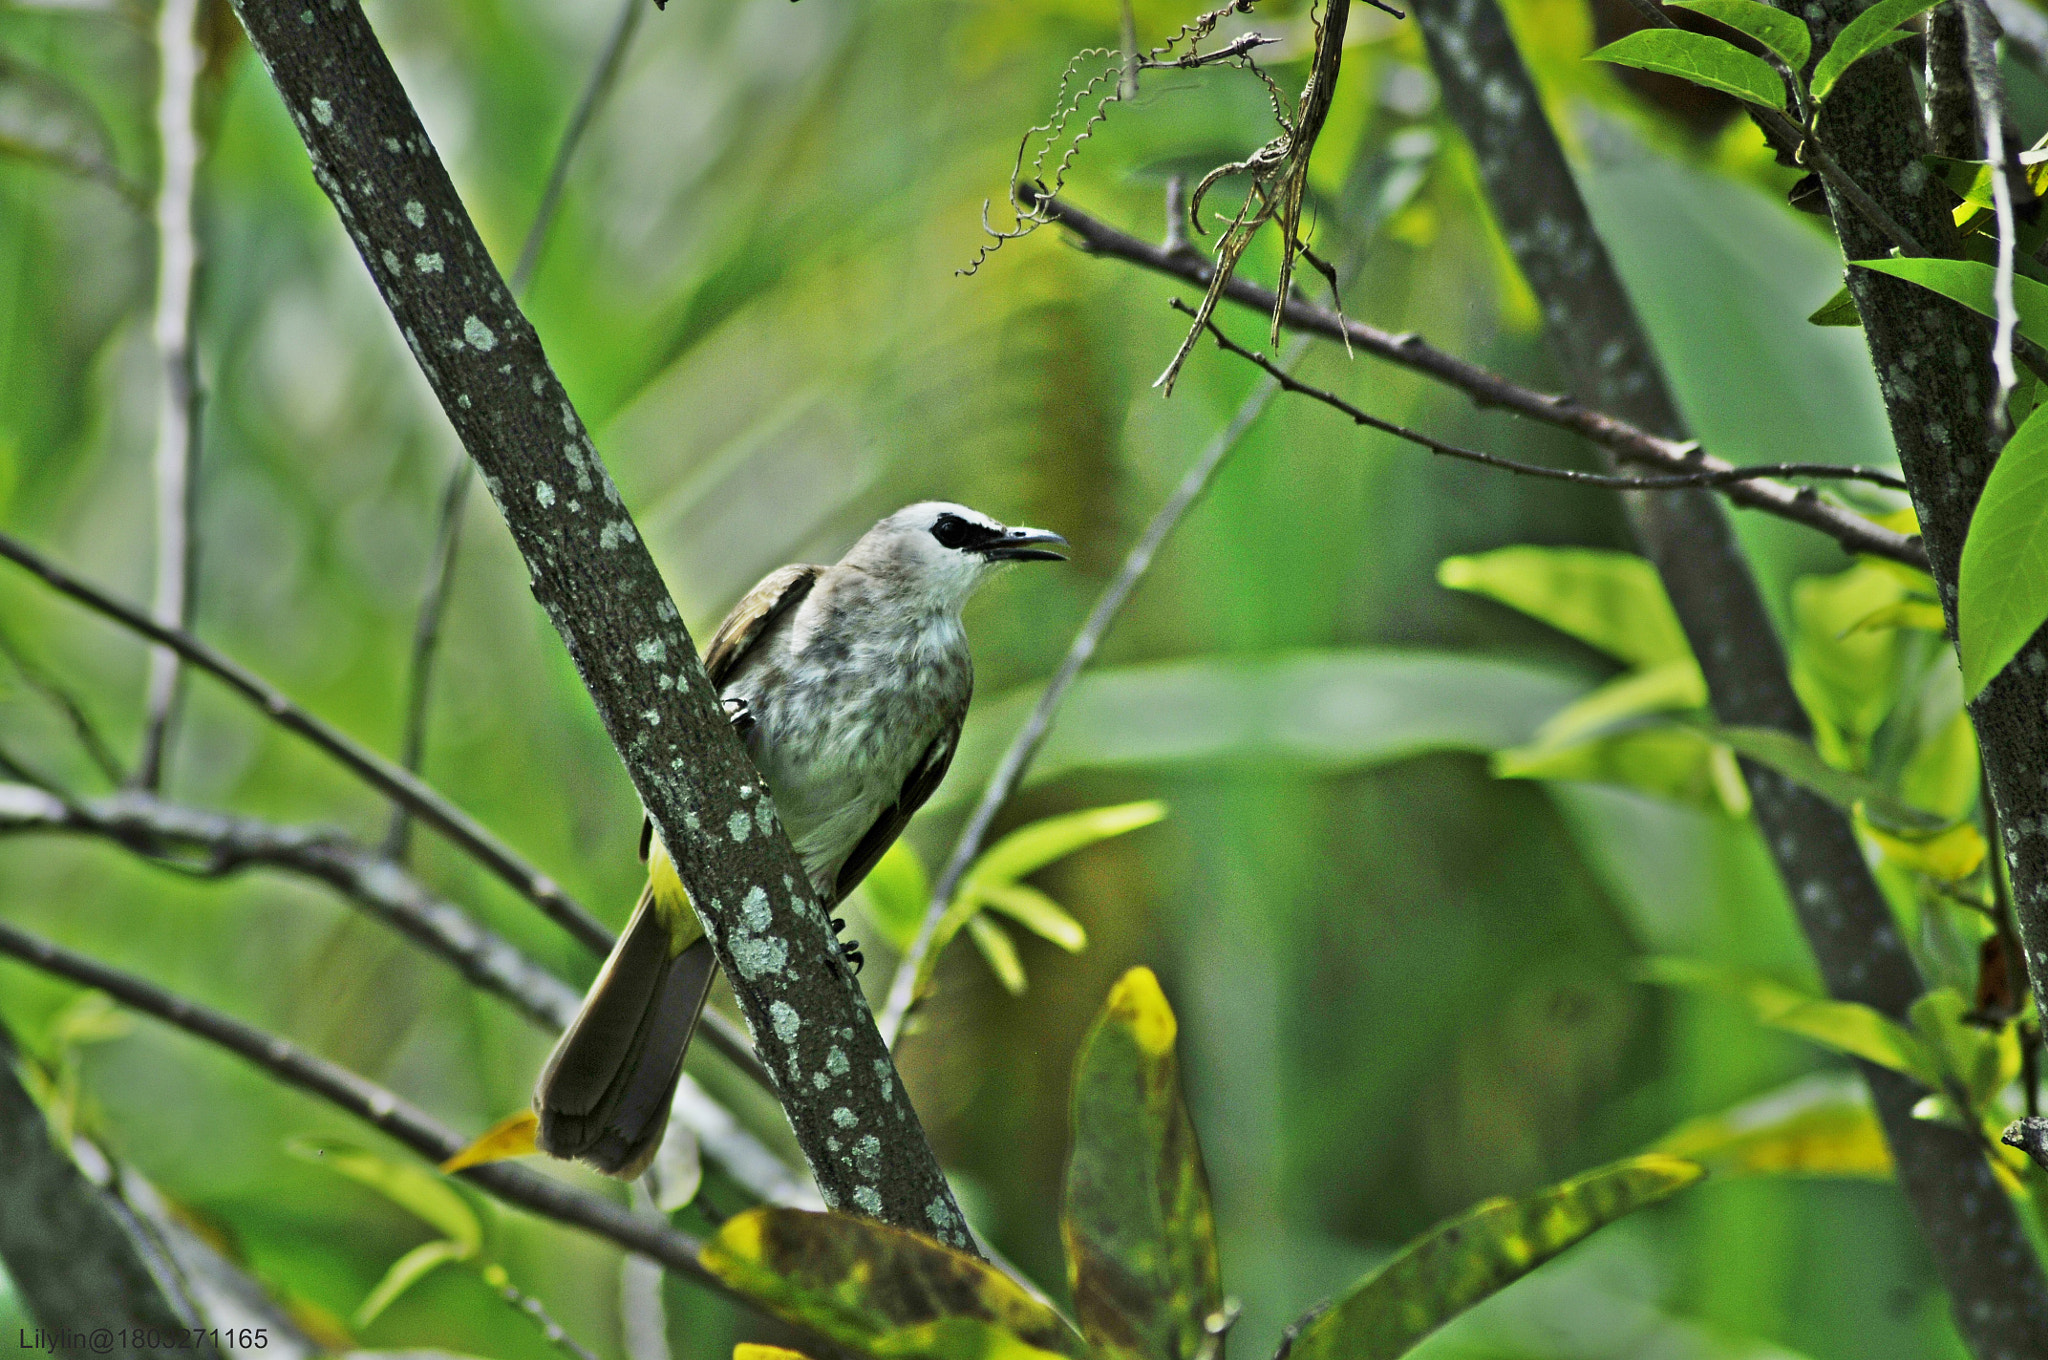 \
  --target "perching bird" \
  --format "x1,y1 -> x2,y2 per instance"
532,502 -> 1067,1177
